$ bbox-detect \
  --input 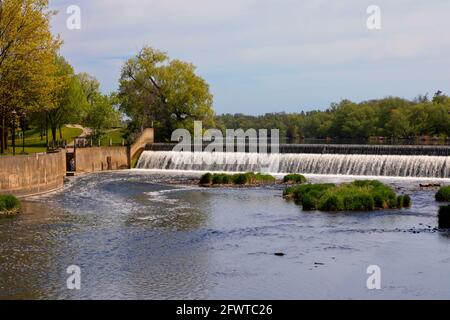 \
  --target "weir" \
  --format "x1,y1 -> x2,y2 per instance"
145,143 -> 450,156
137,151 -> 450,178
